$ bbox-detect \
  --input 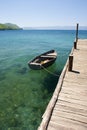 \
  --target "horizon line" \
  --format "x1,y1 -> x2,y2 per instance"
23,25 -> 87,30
